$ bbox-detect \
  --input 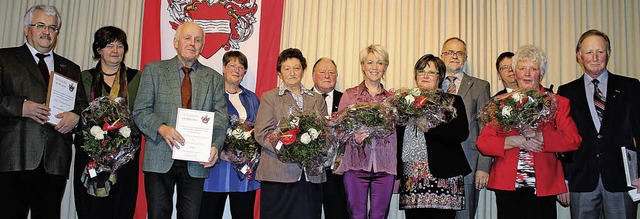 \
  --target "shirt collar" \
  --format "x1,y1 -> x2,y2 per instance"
583,70 -> 609,87
26,43 -> 53,59
312,87 -> 334,98
278,83 -> 315,96
355,81 -> 388,97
